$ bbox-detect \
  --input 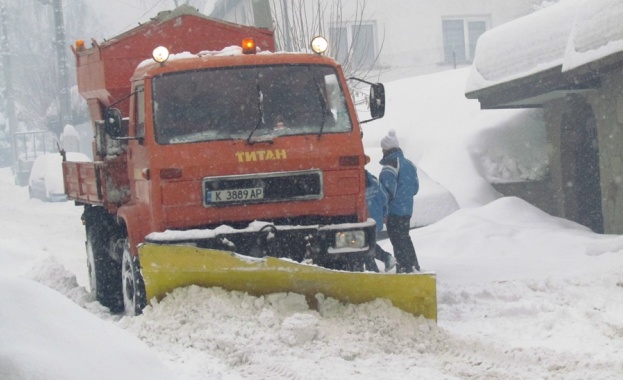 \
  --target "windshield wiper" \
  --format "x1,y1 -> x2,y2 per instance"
246,79 -> 272,145
310,70 -> 329,140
